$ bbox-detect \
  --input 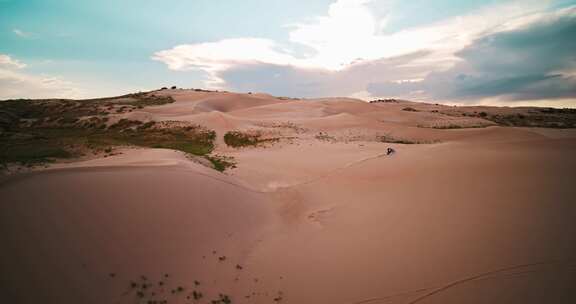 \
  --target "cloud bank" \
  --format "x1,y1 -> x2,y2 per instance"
0,54 -> 27,69
368,7 -> 576,103
153,0 -> 575,105
0,54 -> 82,100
